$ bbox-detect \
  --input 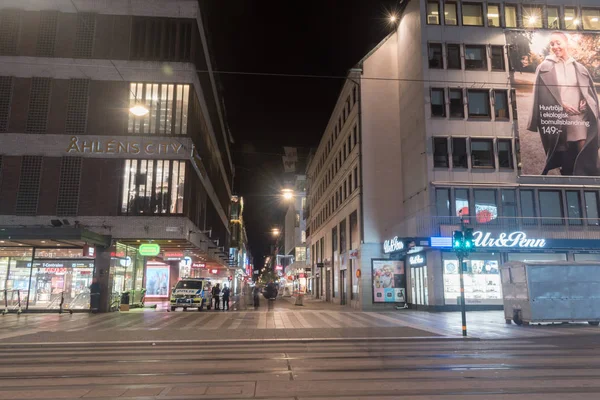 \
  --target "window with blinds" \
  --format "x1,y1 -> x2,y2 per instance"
0,76 -> 13,132
36,11 -> 58,57
16,156 -> 43,216
0,9 -> 20,56
26,78 -> 52,134
56,157 -> 82,216
128,83 -> 189,135
65,79 -> 90,135
74,13 -> 96,58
